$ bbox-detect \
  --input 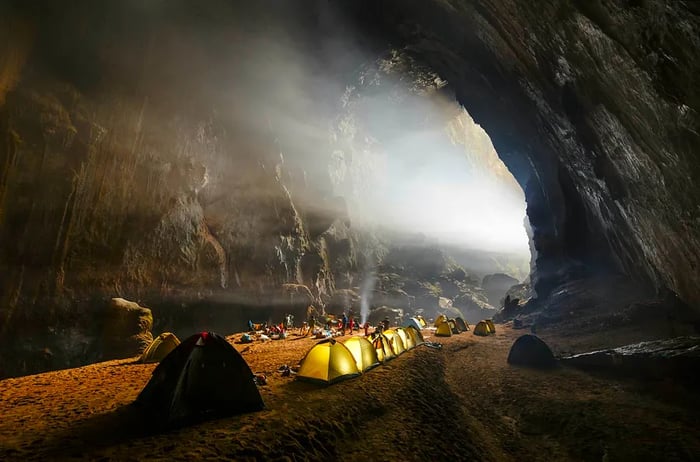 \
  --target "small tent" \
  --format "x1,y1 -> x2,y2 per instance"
485,319 -> 496,334
403,317 -> 423,332
405,326 -> 425,346
136,331 -> 264,426
370,333 -> 396,362
454,317 -> 469,332
416,315 -> 427,327
397,327 -> 414,350
507,334 -> 556,368
395,328 -> 412,350
448,319 -> 461,334
435,321 -> 453,337
382,329 -> 406,355
473,321 -> 492,336
434,315 -> 448,327
139,332 -> 180,363
297,339 -> 361,384
343,337 -> 380,372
